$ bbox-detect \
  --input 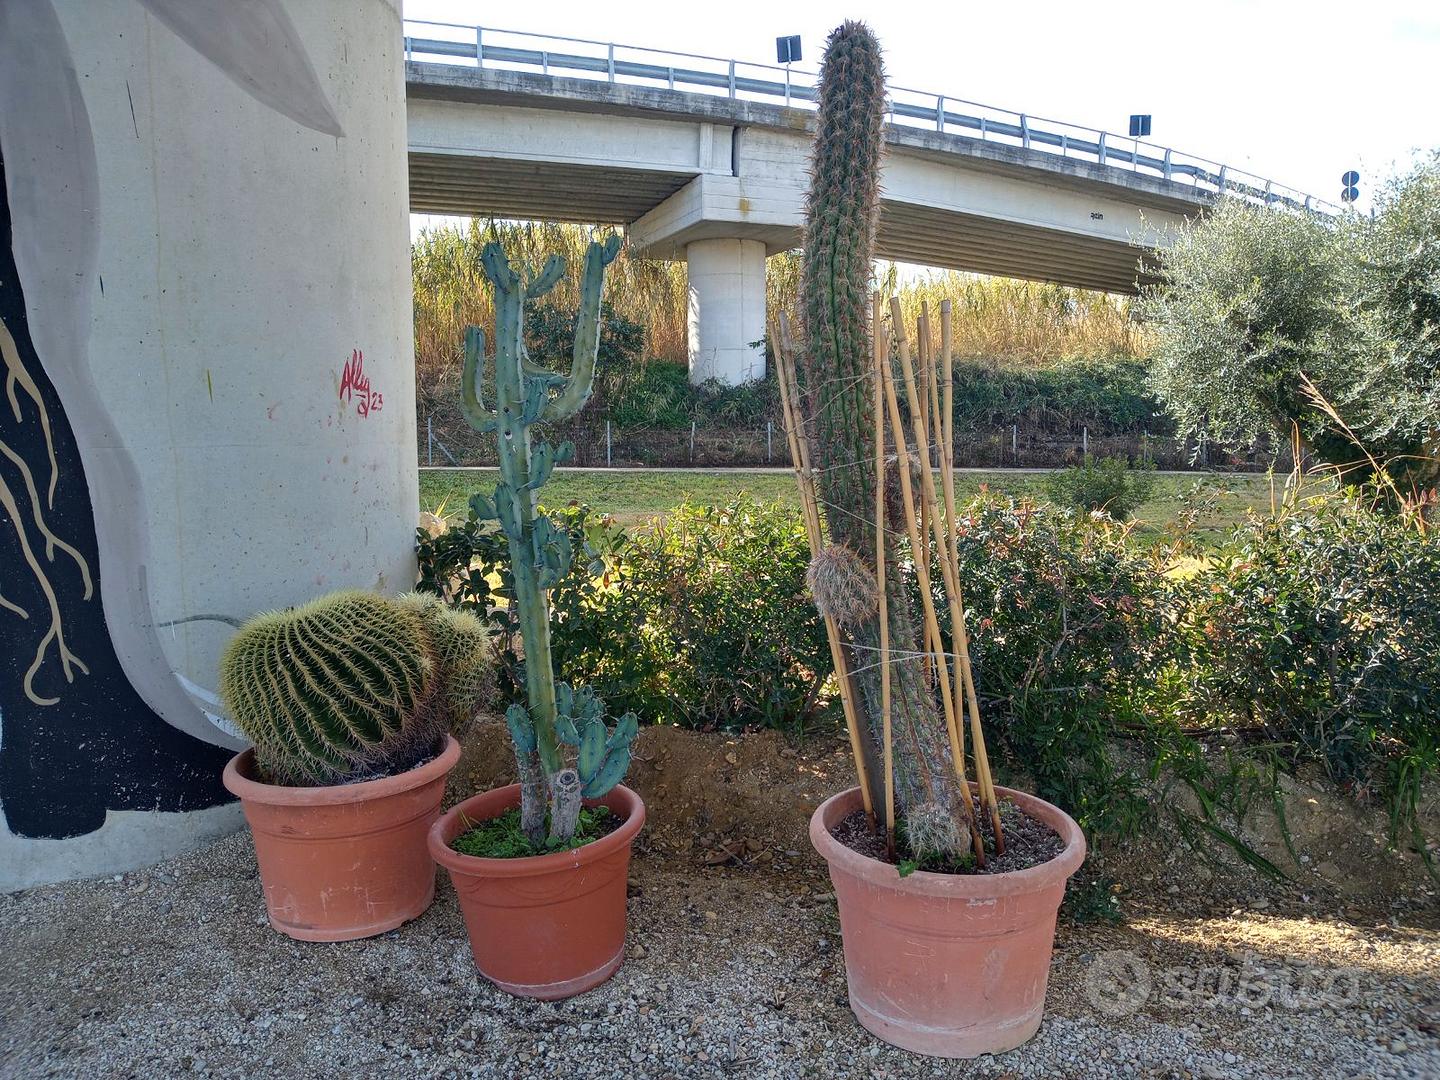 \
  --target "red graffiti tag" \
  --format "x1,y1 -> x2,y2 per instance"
339,348 -> 383,418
